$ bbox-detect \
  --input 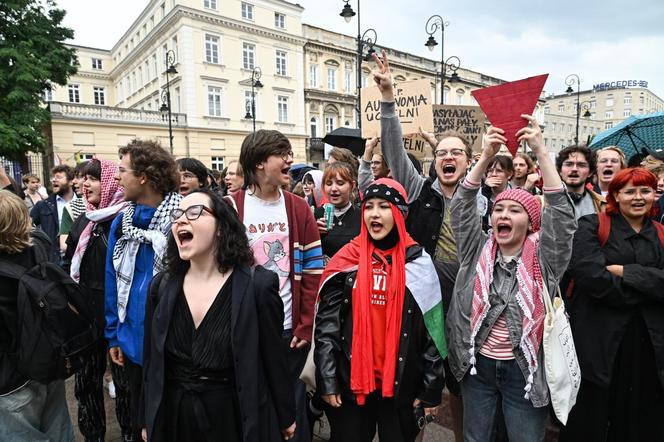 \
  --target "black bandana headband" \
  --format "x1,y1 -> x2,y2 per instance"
363,182 -> 409,216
